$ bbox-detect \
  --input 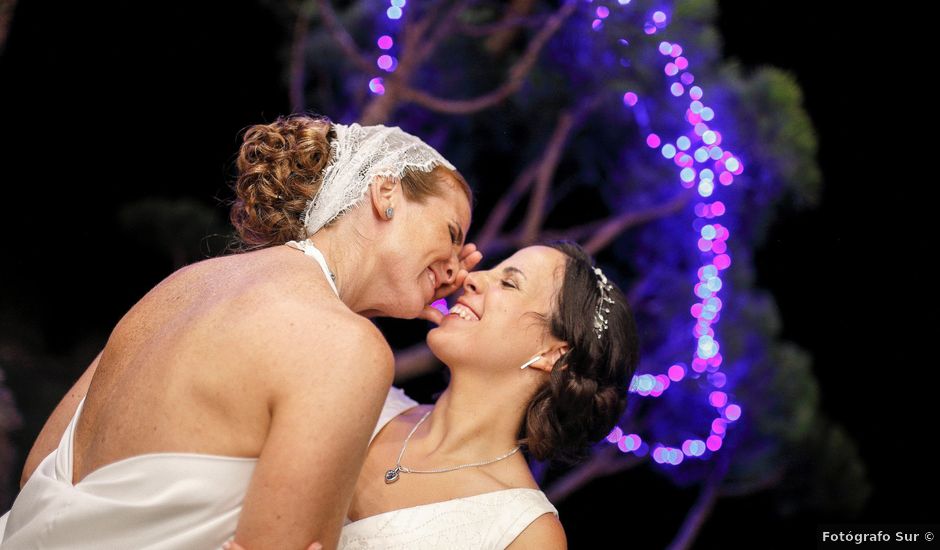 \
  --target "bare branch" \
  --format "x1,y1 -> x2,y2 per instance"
545,445 -> 645,503
316,0 -> 375,75
519,111 -> 576,242
583,190 -> 693,254
717,466 -> 786,498
458,14 -> 550,37
476,162 -> 539,252
393,342 -> 439,382
0,0 -> 16,56
397,0 -> 578,115
289,1 -> 315,112
415,0 -> 473,67
478,95 -> 601,252
666,447 -> 734,550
